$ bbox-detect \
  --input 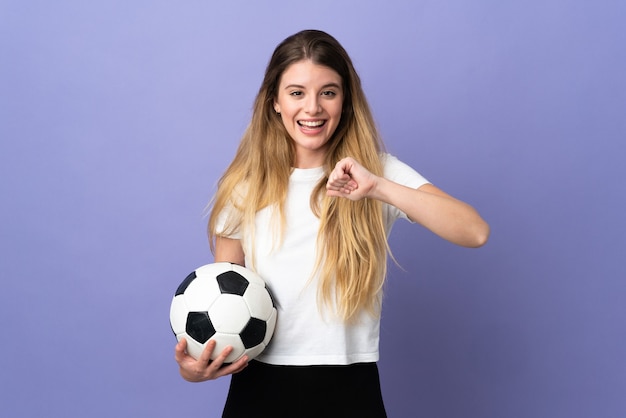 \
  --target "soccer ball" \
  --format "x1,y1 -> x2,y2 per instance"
170,262 -> 277,363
